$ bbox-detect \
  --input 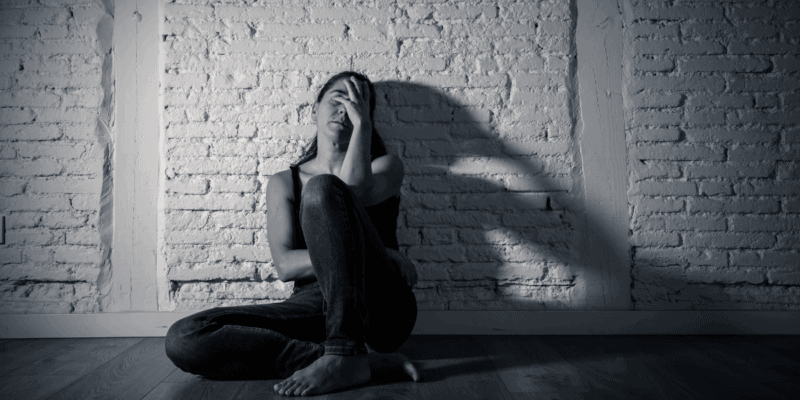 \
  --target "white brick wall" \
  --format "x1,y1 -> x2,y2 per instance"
0,0 -> 112,314
4,0 -> 798,314
162,0 -> 579,311
625,0 -> 800,310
